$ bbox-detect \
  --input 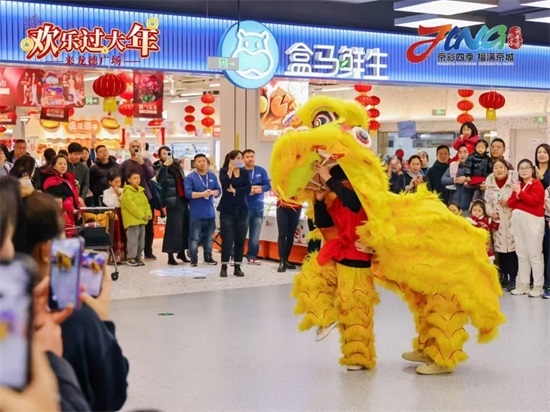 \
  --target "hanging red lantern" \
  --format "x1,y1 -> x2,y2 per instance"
479,91 -> 505,121
117,72 -> 134,101
184,106 -> 196,134
457,113 -> 474,124
367,108 -> 380,119
118,101 -> 134,126
457,89 -> 475,125
355,95 -> 370,107
93,73 -> 126,114
200,94 -> 215,134
185,124 -> 196,133
201,117 -> 215,128
354,84 -> 372,93
457,100 -> 474,111
184,115 -> 195,123
368,120 -> 380,131
367,93 -> 381,136
458,89 -> 475,98
184,105 -> 195,114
